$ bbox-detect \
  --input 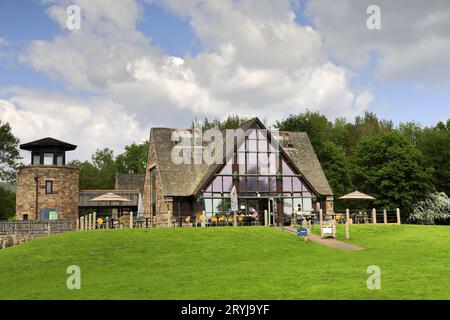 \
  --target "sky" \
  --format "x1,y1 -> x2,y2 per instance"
0,0 -> 449,161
